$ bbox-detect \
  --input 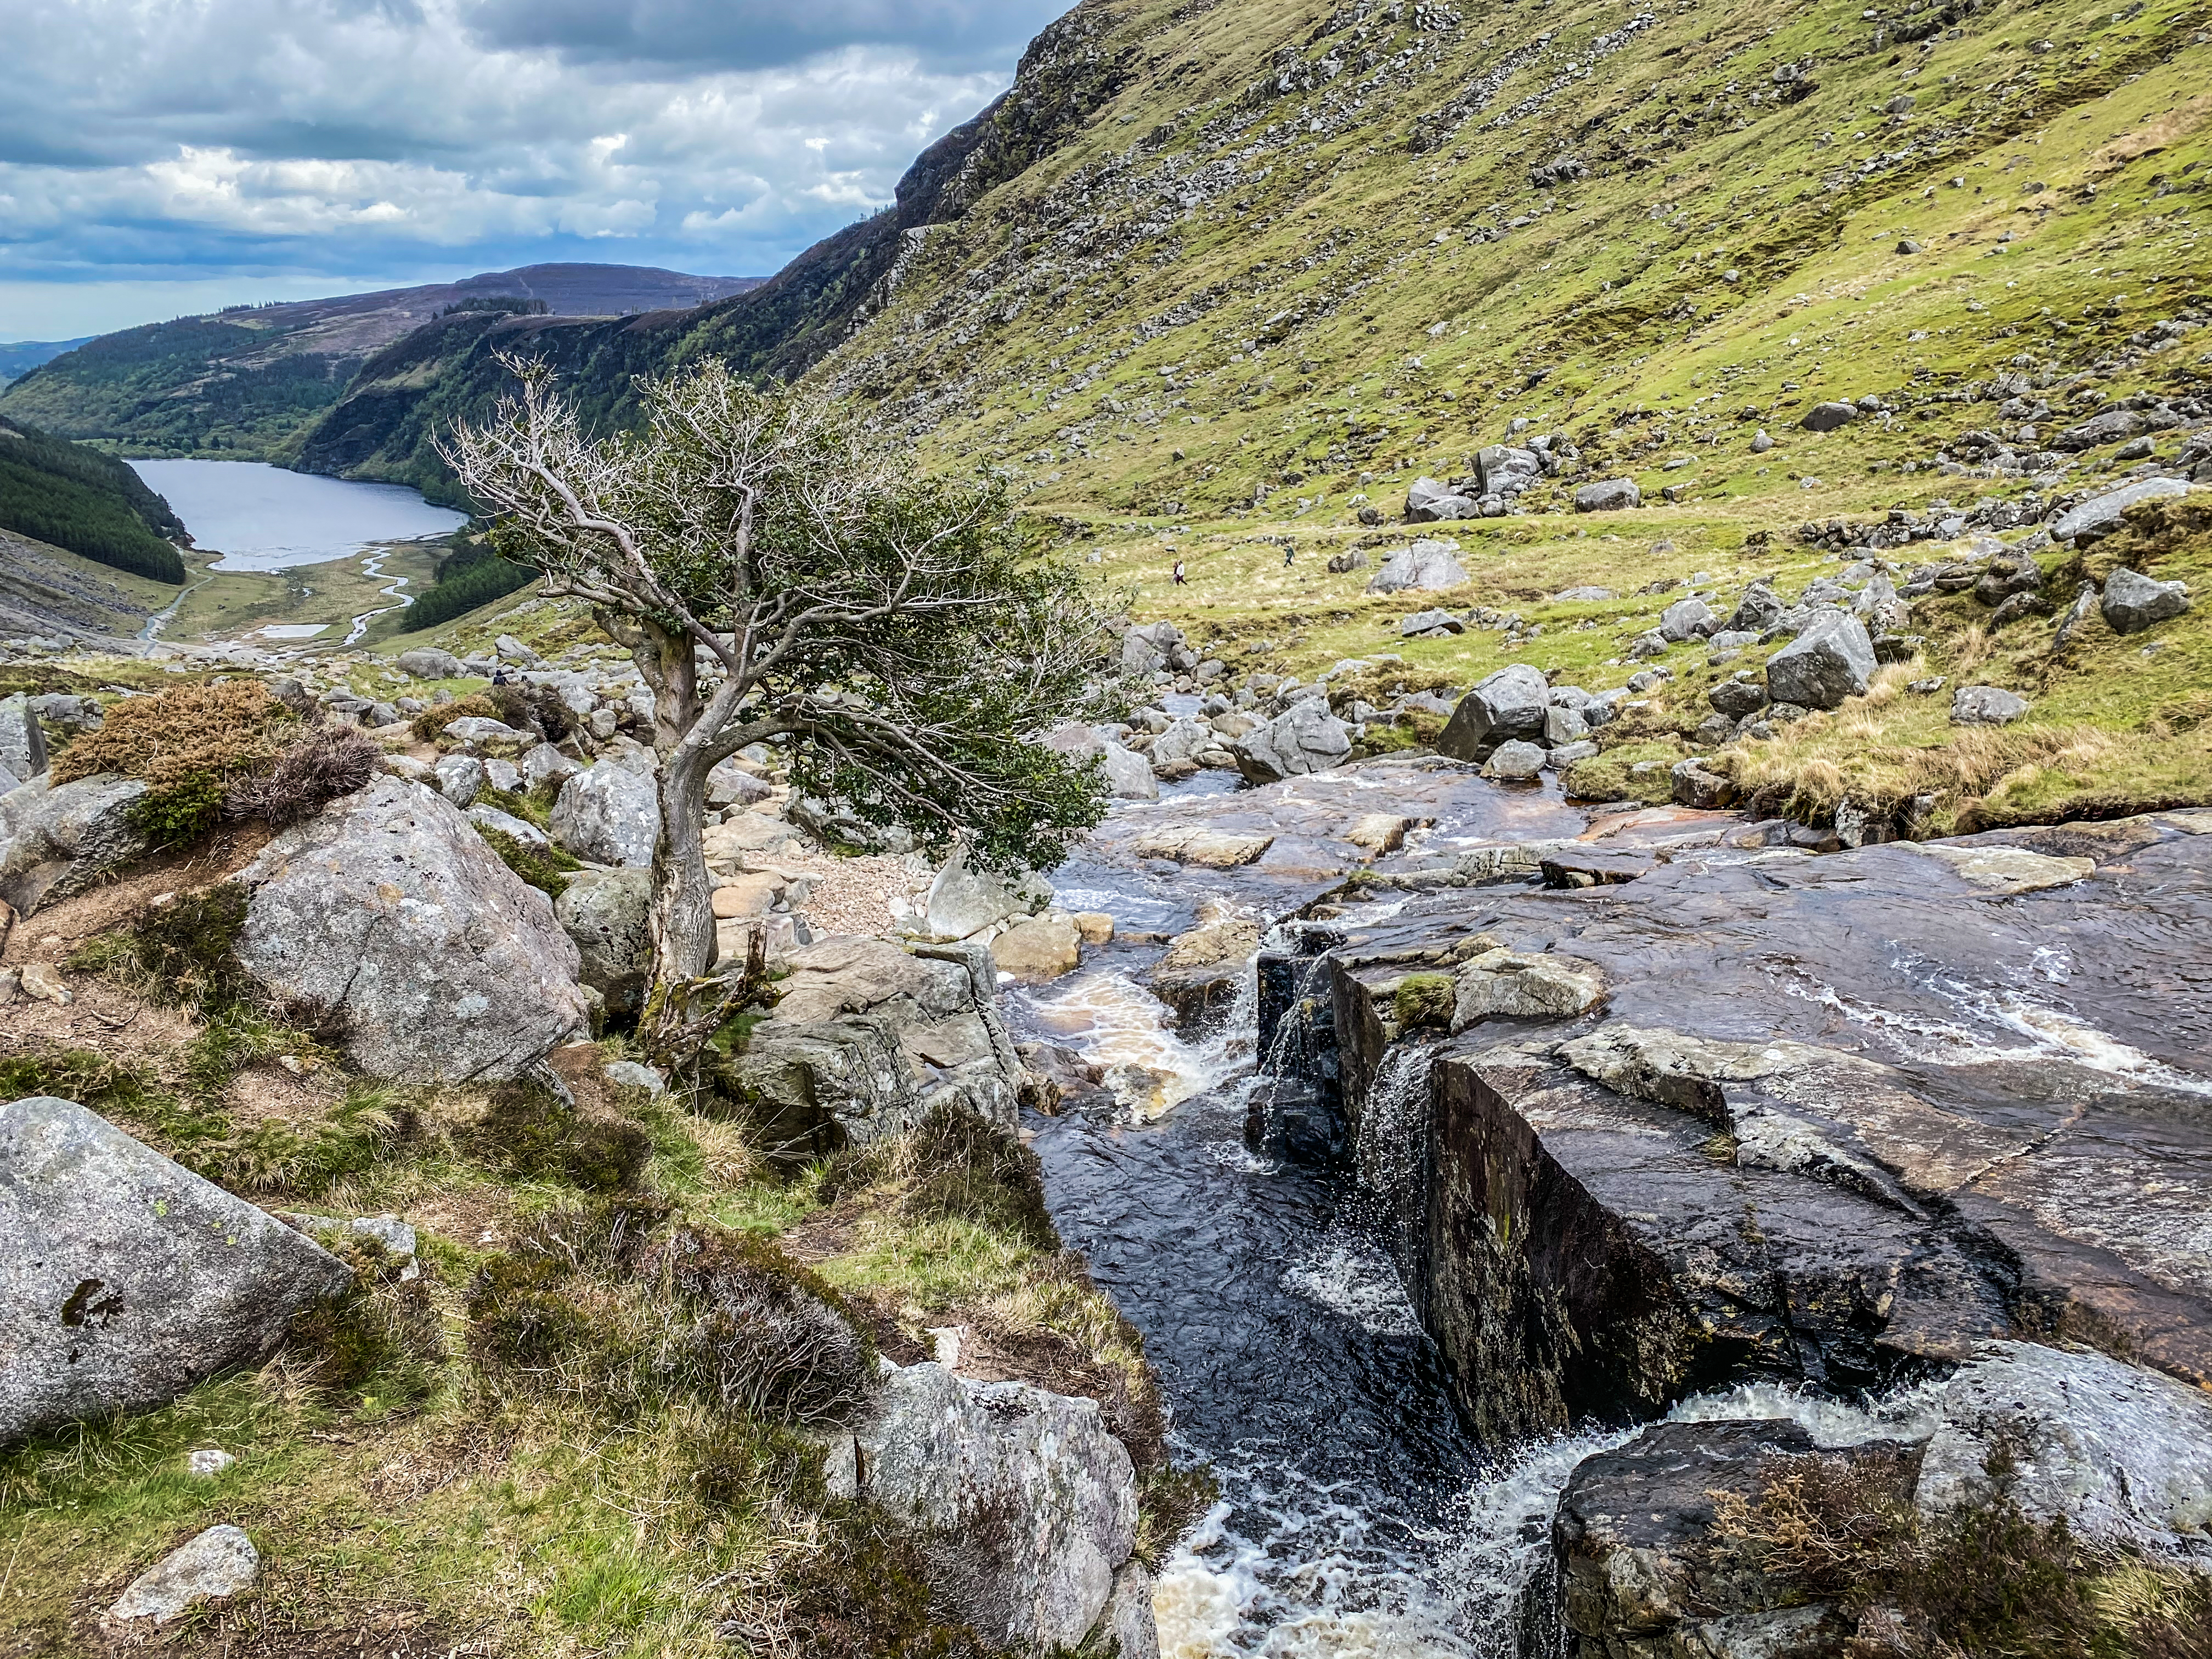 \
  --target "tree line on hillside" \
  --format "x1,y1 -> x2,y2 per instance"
396,532 -> 538,633
0,416 -> 186,583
